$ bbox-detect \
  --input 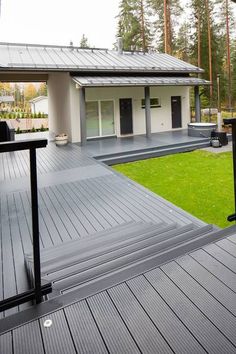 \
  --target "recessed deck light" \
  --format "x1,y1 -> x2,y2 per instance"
43,319 -> 52,328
